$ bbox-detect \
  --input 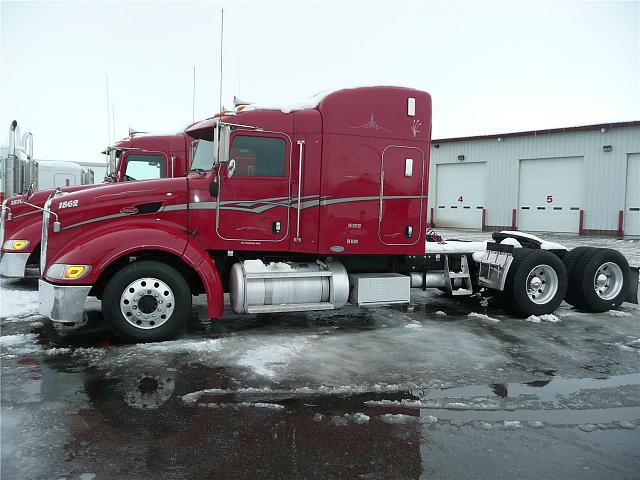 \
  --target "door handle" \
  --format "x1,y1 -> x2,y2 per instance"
272,221 -> 281,234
